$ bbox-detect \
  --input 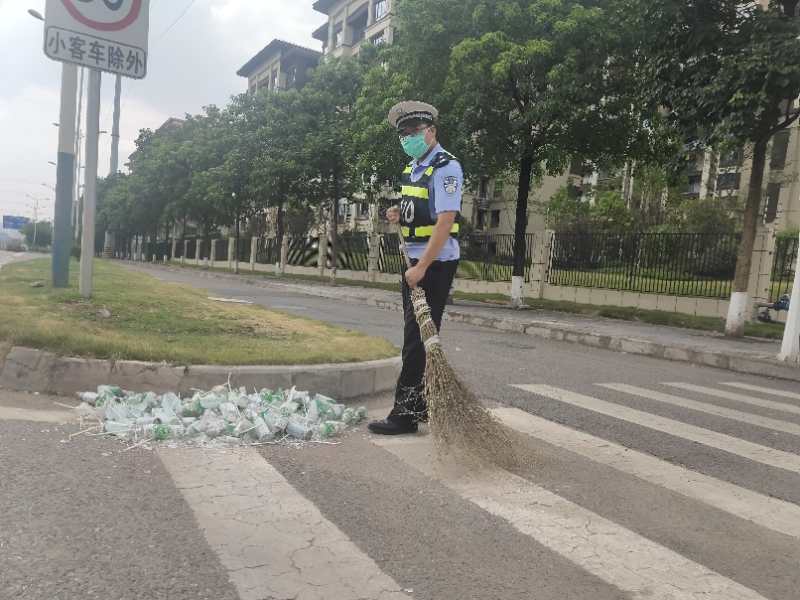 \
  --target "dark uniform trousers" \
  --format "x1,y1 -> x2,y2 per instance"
390,258 -> 459,424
